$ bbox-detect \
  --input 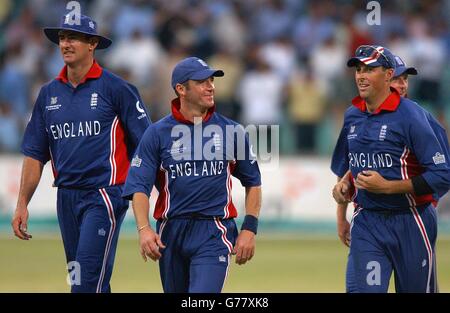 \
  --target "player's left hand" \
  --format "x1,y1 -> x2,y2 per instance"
232,230 -> 255,265
354,170 -> 389,193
